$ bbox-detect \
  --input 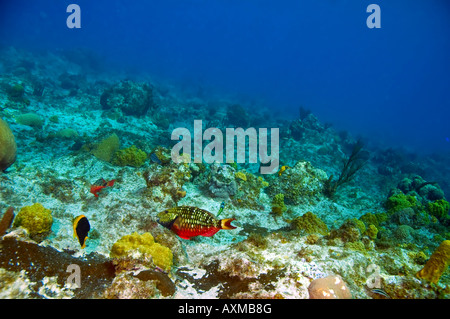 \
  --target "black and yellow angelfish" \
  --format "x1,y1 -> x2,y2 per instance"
73,215 -> 90,249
